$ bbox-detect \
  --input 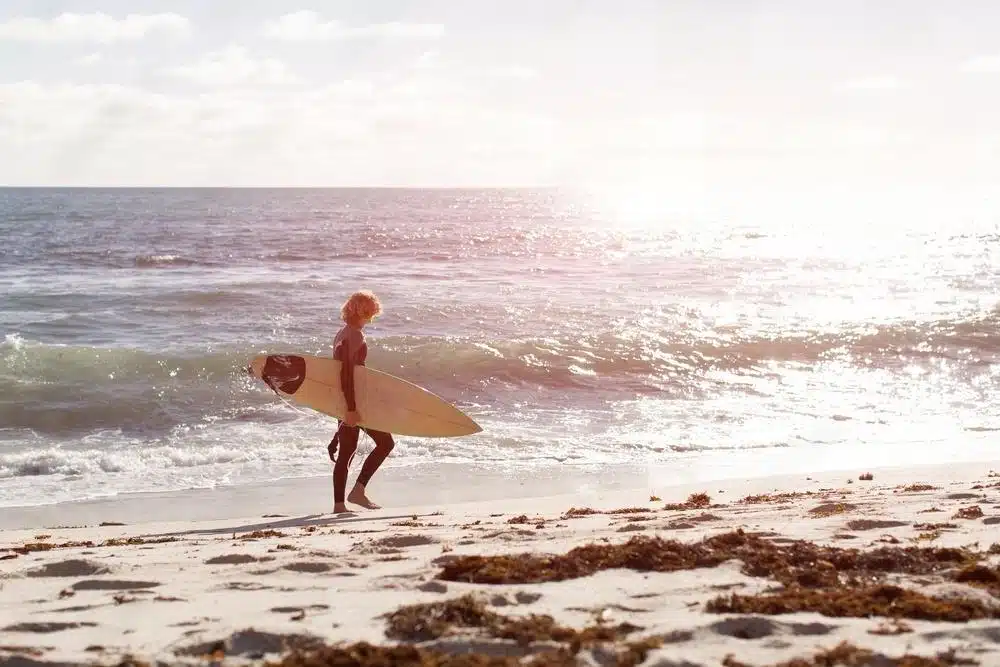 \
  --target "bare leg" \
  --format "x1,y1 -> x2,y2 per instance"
347,483 -> 380,509
332,422 -> 360,513
347,429 -> 394,509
